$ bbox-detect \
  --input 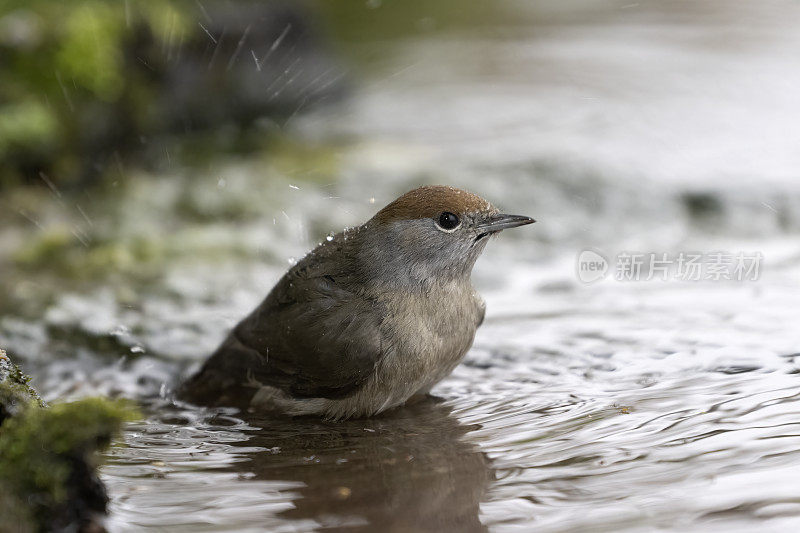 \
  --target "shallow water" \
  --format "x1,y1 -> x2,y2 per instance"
95,279 -> 800,532
3,1 -> 800,531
